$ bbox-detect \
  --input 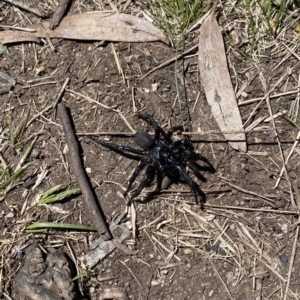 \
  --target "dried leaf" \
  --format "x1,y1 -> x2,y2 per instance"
0,12 -> 168,44
198,4 -> 247,152
0,31 -> 40,44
